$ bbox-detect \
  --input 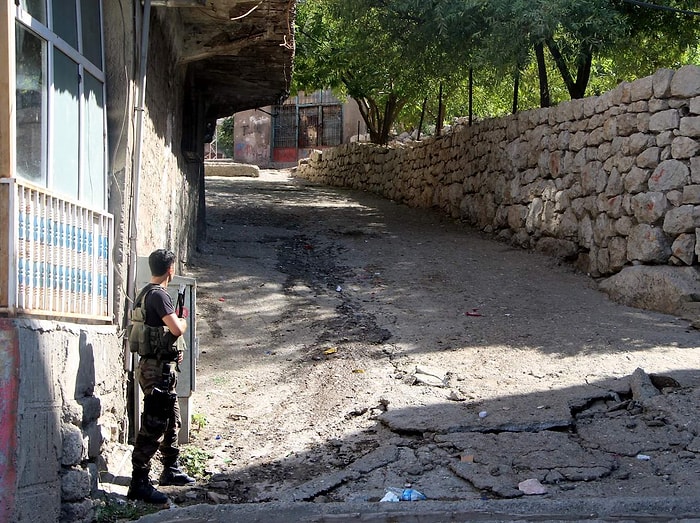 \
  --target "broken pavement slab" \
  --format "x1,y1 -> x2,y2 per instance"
378,393 -> 574,435
444,431 -> 617,497
277,446 -> 400,502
